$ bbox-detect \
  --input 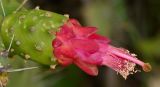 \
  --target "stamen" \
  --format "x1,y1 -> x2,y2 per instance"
142,63 -> 152,72
109,45 -> 152,72
111,49 -> 144,66
118,60 -> 136,79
